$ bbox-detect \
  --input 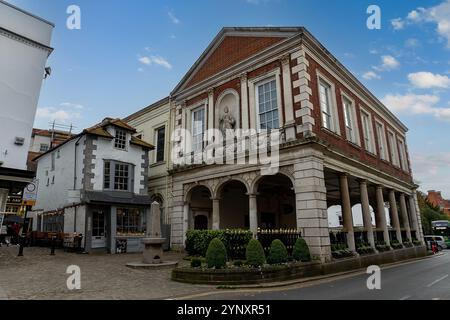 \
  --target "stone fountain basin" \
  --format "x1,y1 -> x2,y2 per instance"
142,237 -> 166,245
